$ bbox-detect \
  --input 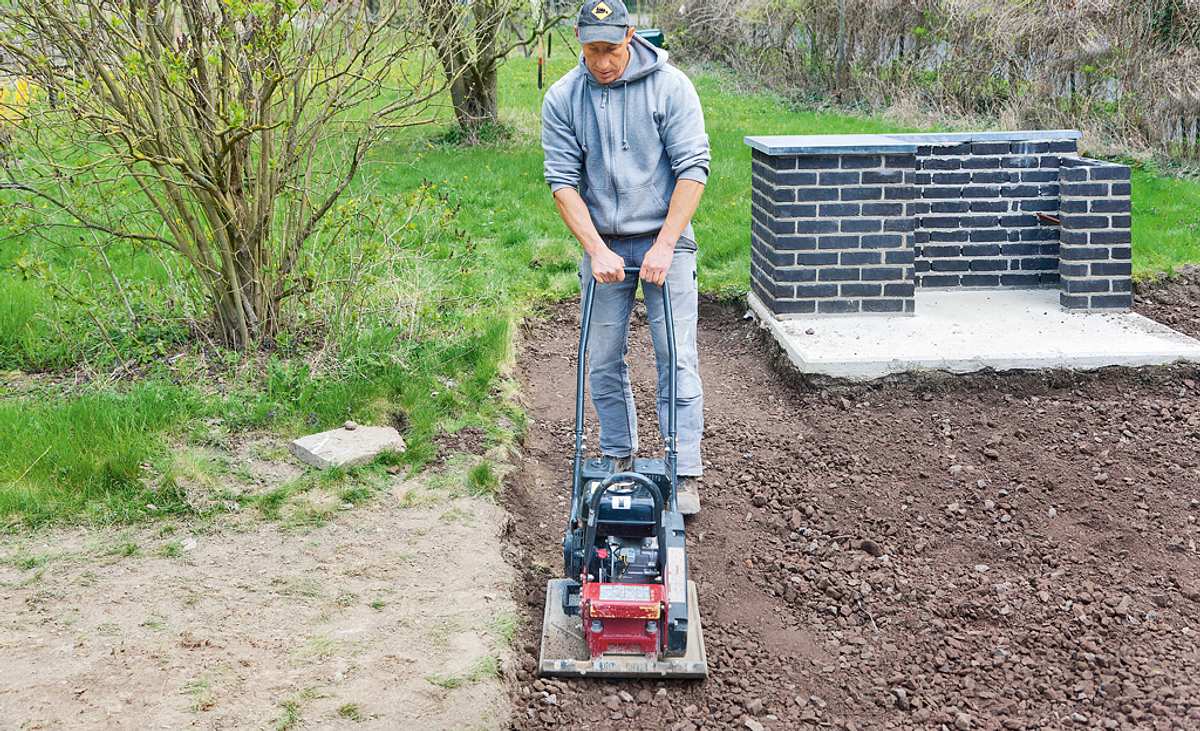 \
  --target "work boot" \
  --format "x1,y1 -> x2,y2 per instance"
676,477 -> 701,516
